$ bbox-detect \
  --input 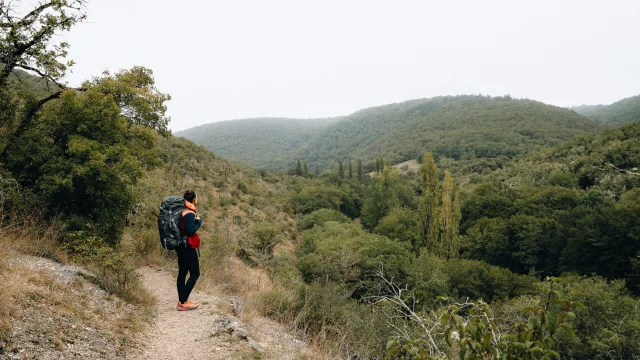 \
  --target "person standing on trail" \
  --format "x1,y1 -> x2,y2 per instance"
176,189 -> 202,311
